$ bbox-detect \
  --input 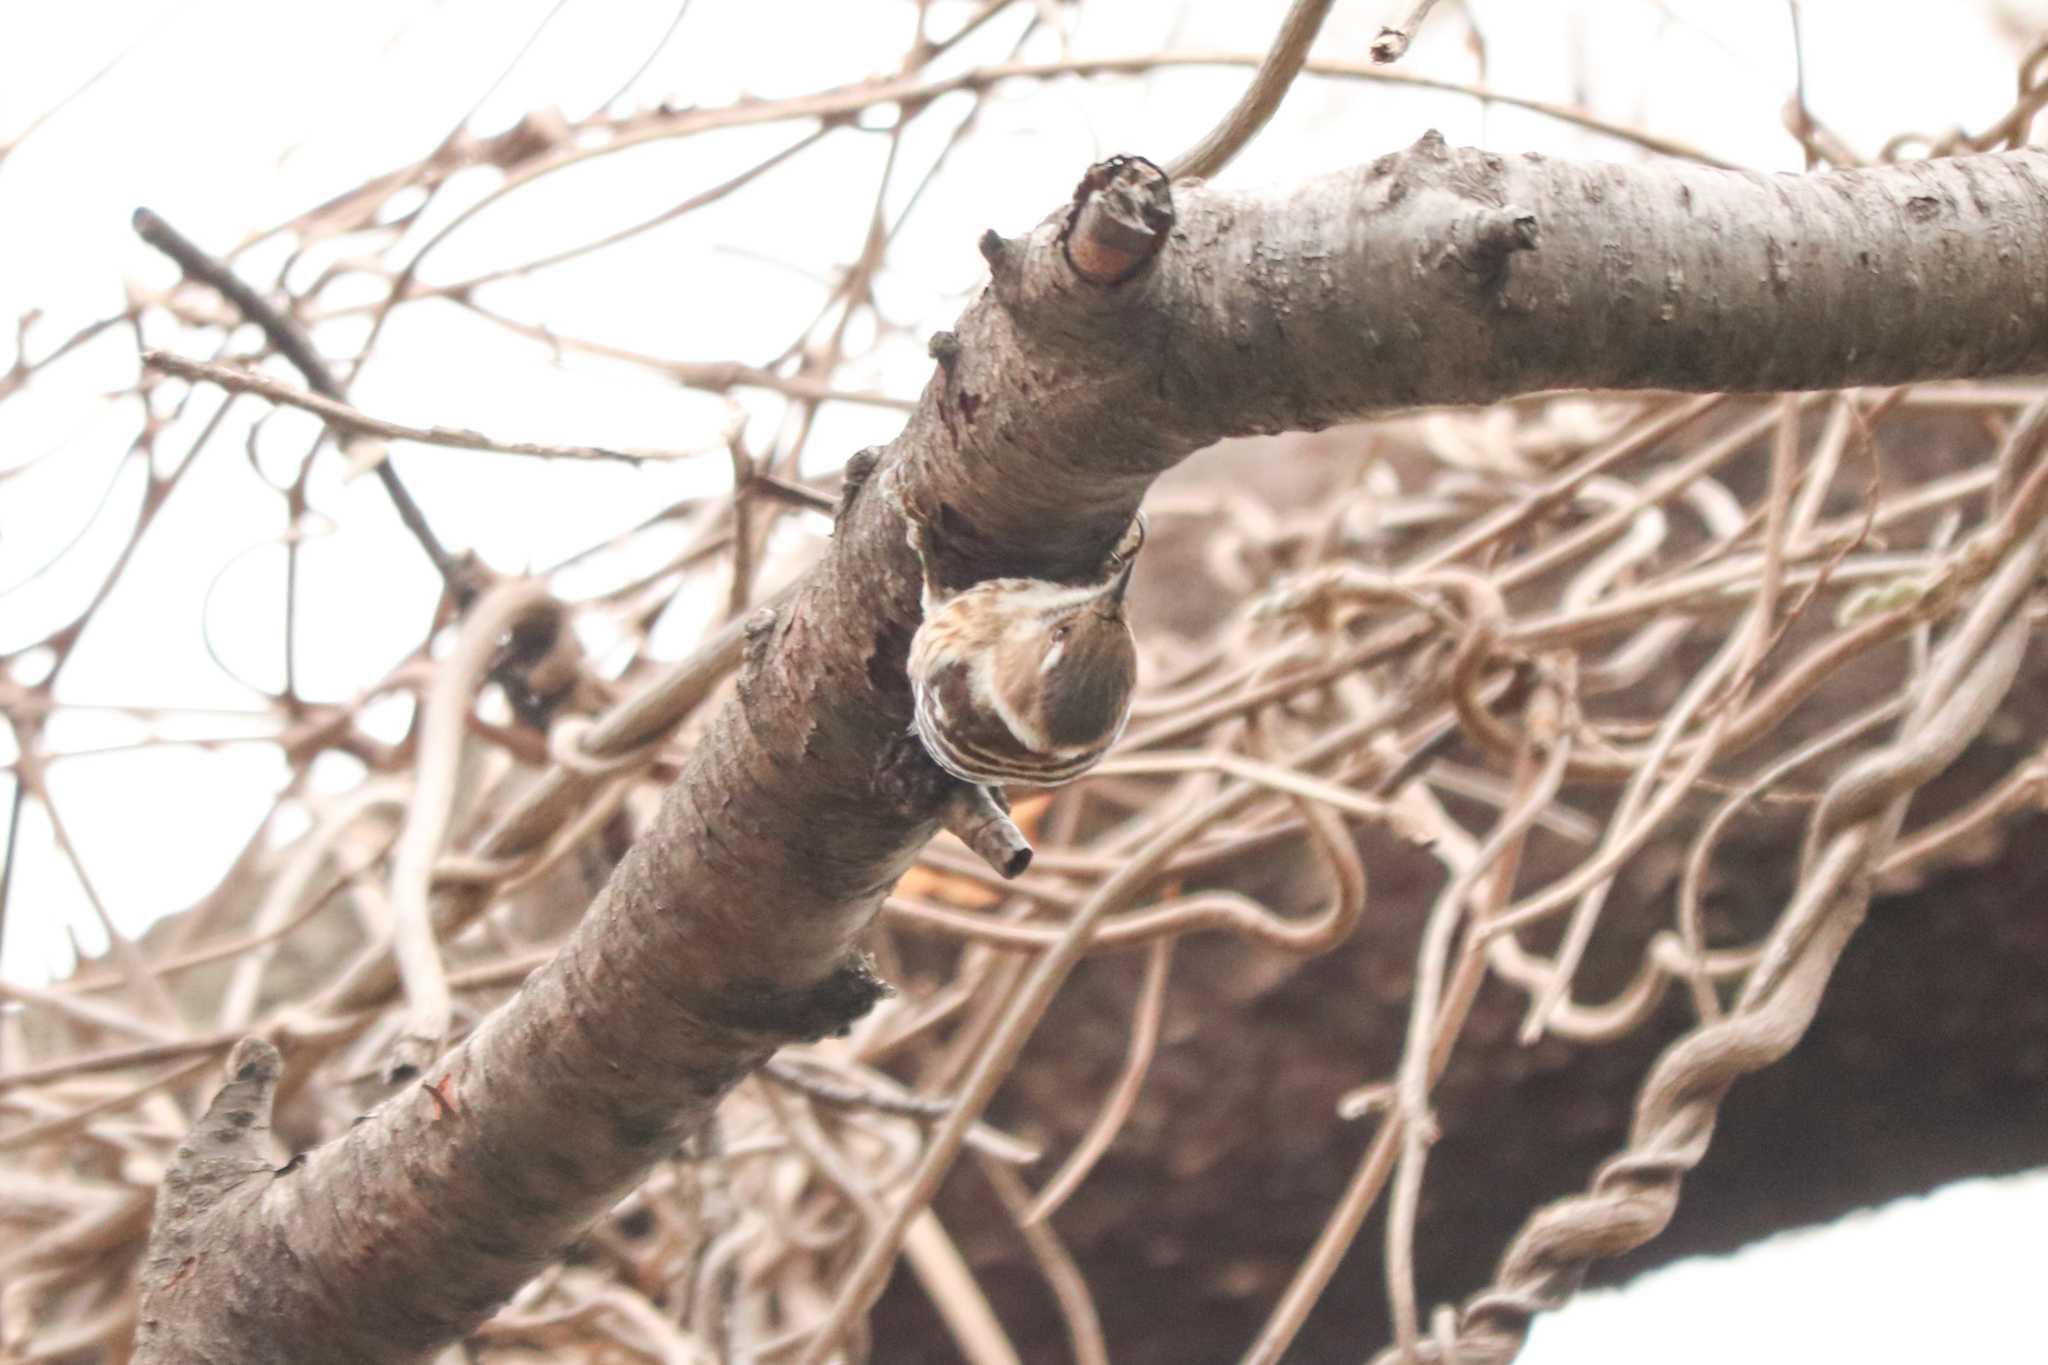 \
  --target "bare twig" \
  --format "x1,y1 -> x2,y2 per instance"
385,580 -> 558,1081
143,351 -> 709,465
1169,0 -> 1340,180
131,208 -> 461,588
1020,936 -> 1173,1225
1372,0 -> 1445,64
